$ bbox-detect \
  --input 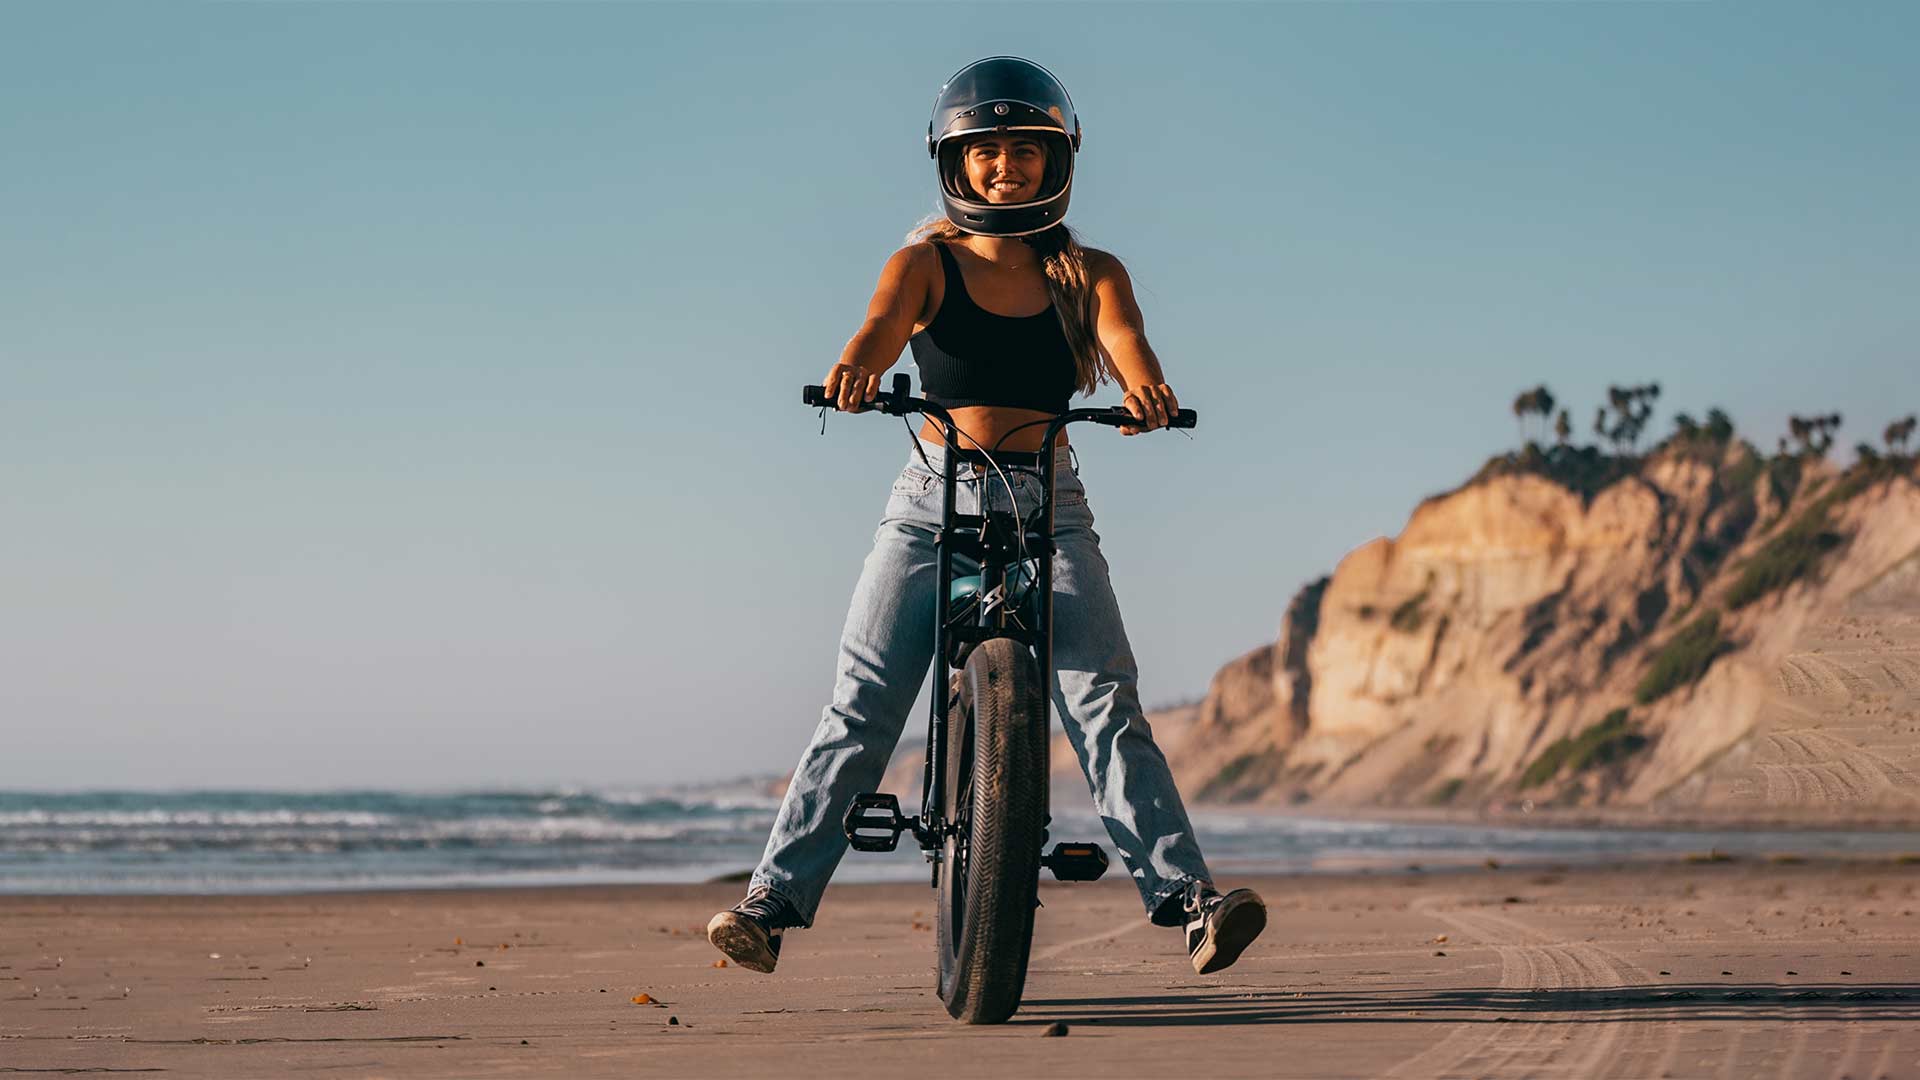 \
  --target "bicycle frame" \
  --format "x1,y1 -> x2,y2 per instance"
805,373 -> 1194,866
919,401 -> 1058,859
